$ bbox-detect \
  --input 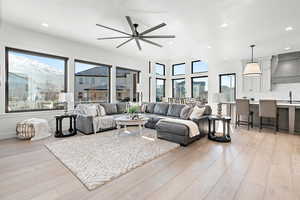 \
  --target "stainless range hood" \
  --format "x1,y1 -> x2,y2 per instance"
271,51 -> 300,84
